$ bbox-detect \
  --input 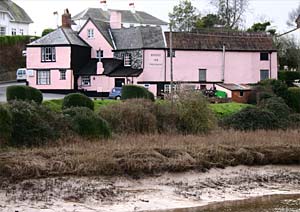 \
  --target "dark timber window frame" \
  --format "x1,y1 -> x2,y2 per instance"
260,69 -> 269,81
41,47 -> 56,62
199,69 -> 207,82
